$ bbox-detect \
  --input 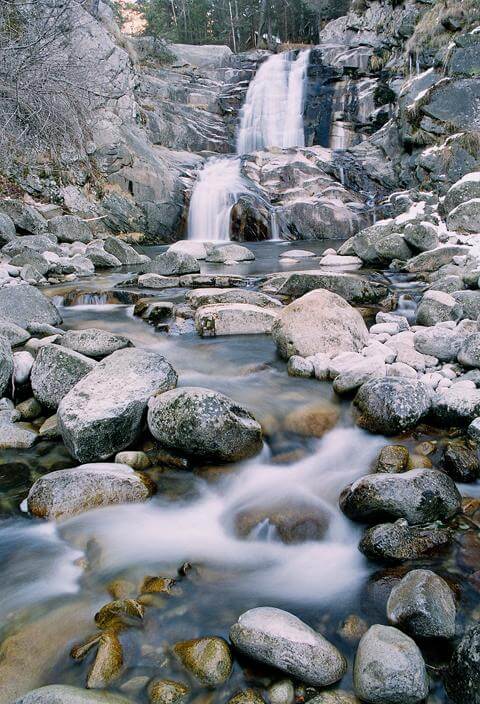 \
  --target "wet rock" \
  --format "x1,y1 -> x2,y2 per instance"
115,451 -> 151,470
416,290 -> 462,327
447,198 -> 480,234
27,462 -> 155,520
234,498 -> 332,543
206,243 -> 254,263
58,348 -> 177,462
173,636 -> 232,687
0,320 -> 30,347
147,387 -> 262,462
59,328 -> 131,359
359,519 -> 453,563
267,680 -> 294,704
283,401 -> 339,438
0,284 -> 61,329
48,215 -> 93,244
0,337 -> 13,397
95,599 -> 144,628
353,625 -> 428,704
340,468 -> 461,525
195,304 -> 278,336
228,690 -> 264,704
287,356 -> 313,378
354,377 -> 431,434
272,290 -> 368,360
31,345 -> 97,410
387,569 -> 456,639
86,631 -> 123,689
148,679 -> 189,704
12,685 -> 132,704
307,693 -> 359,704
374,445 -> 410,473
230,607 -> 346,686
338,615 -> 368,645
146,251 -> 200,276
443,439 -> 480,482
140,576 -> 177,595
186,288 -> 281,308
39,414 -> 60,440
432,385 -> 480,424
444,625 -> 480,704
16,397 -> 42,421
